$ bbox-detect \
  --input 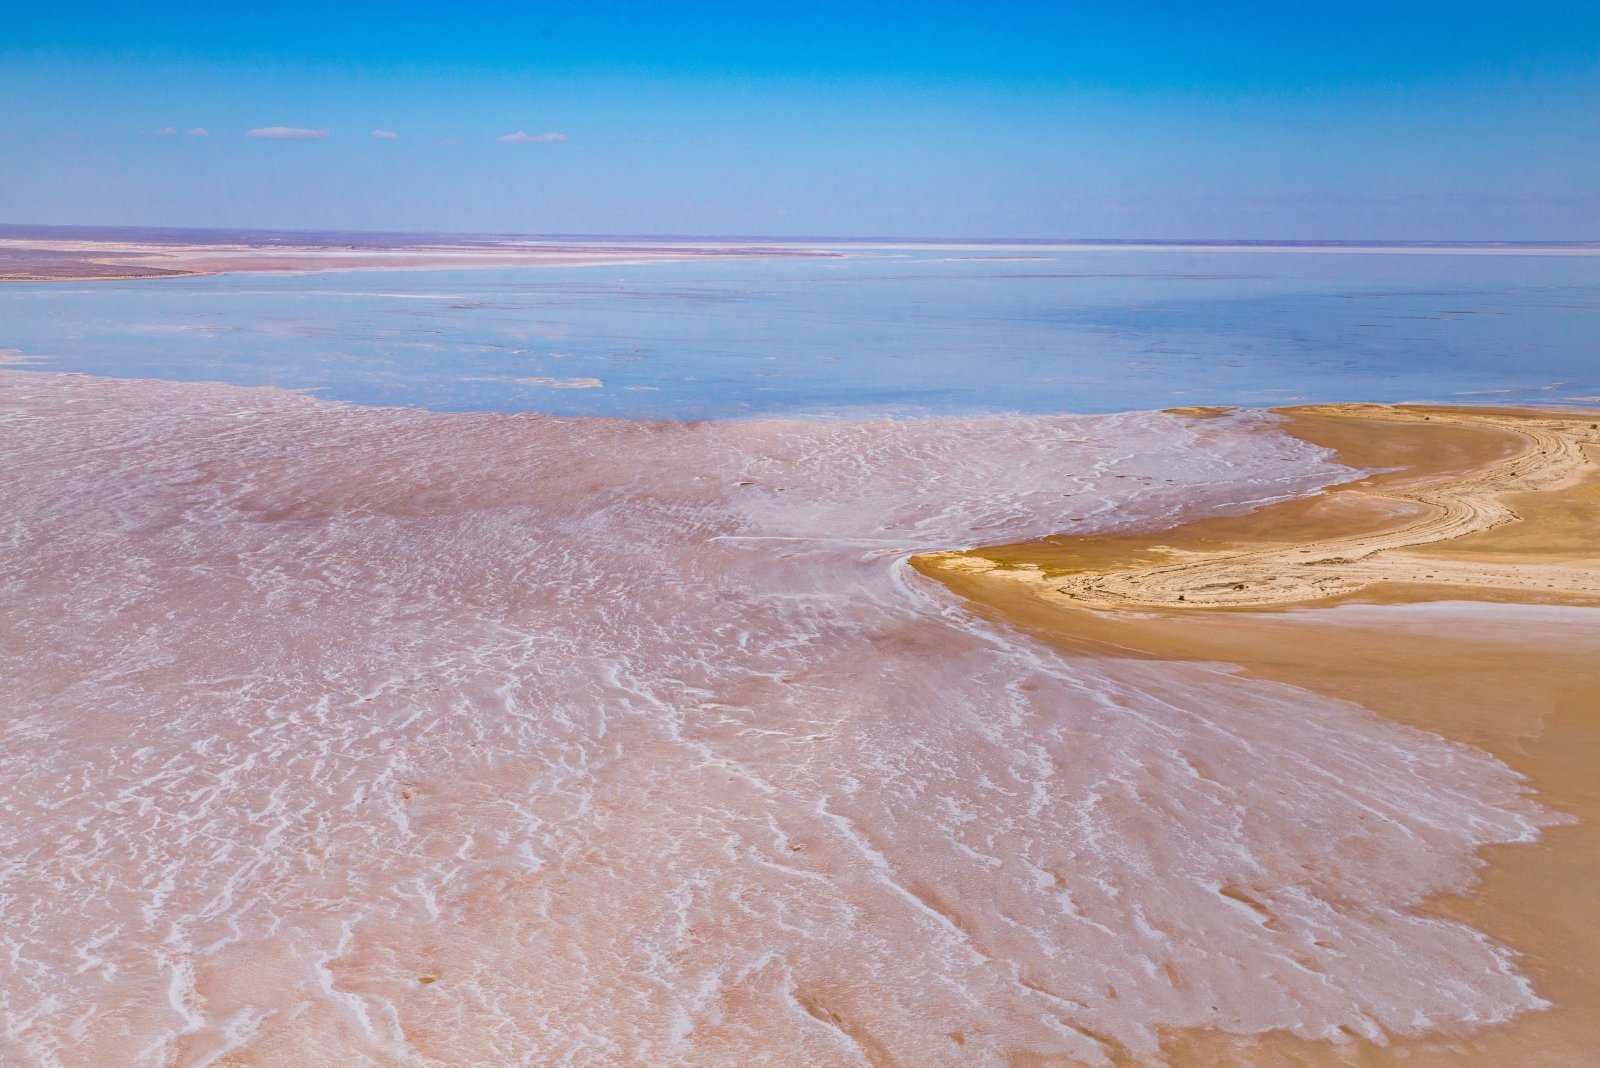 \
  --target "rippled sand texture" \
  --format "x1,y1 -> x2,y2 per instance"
0,374 -> 1564,1065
